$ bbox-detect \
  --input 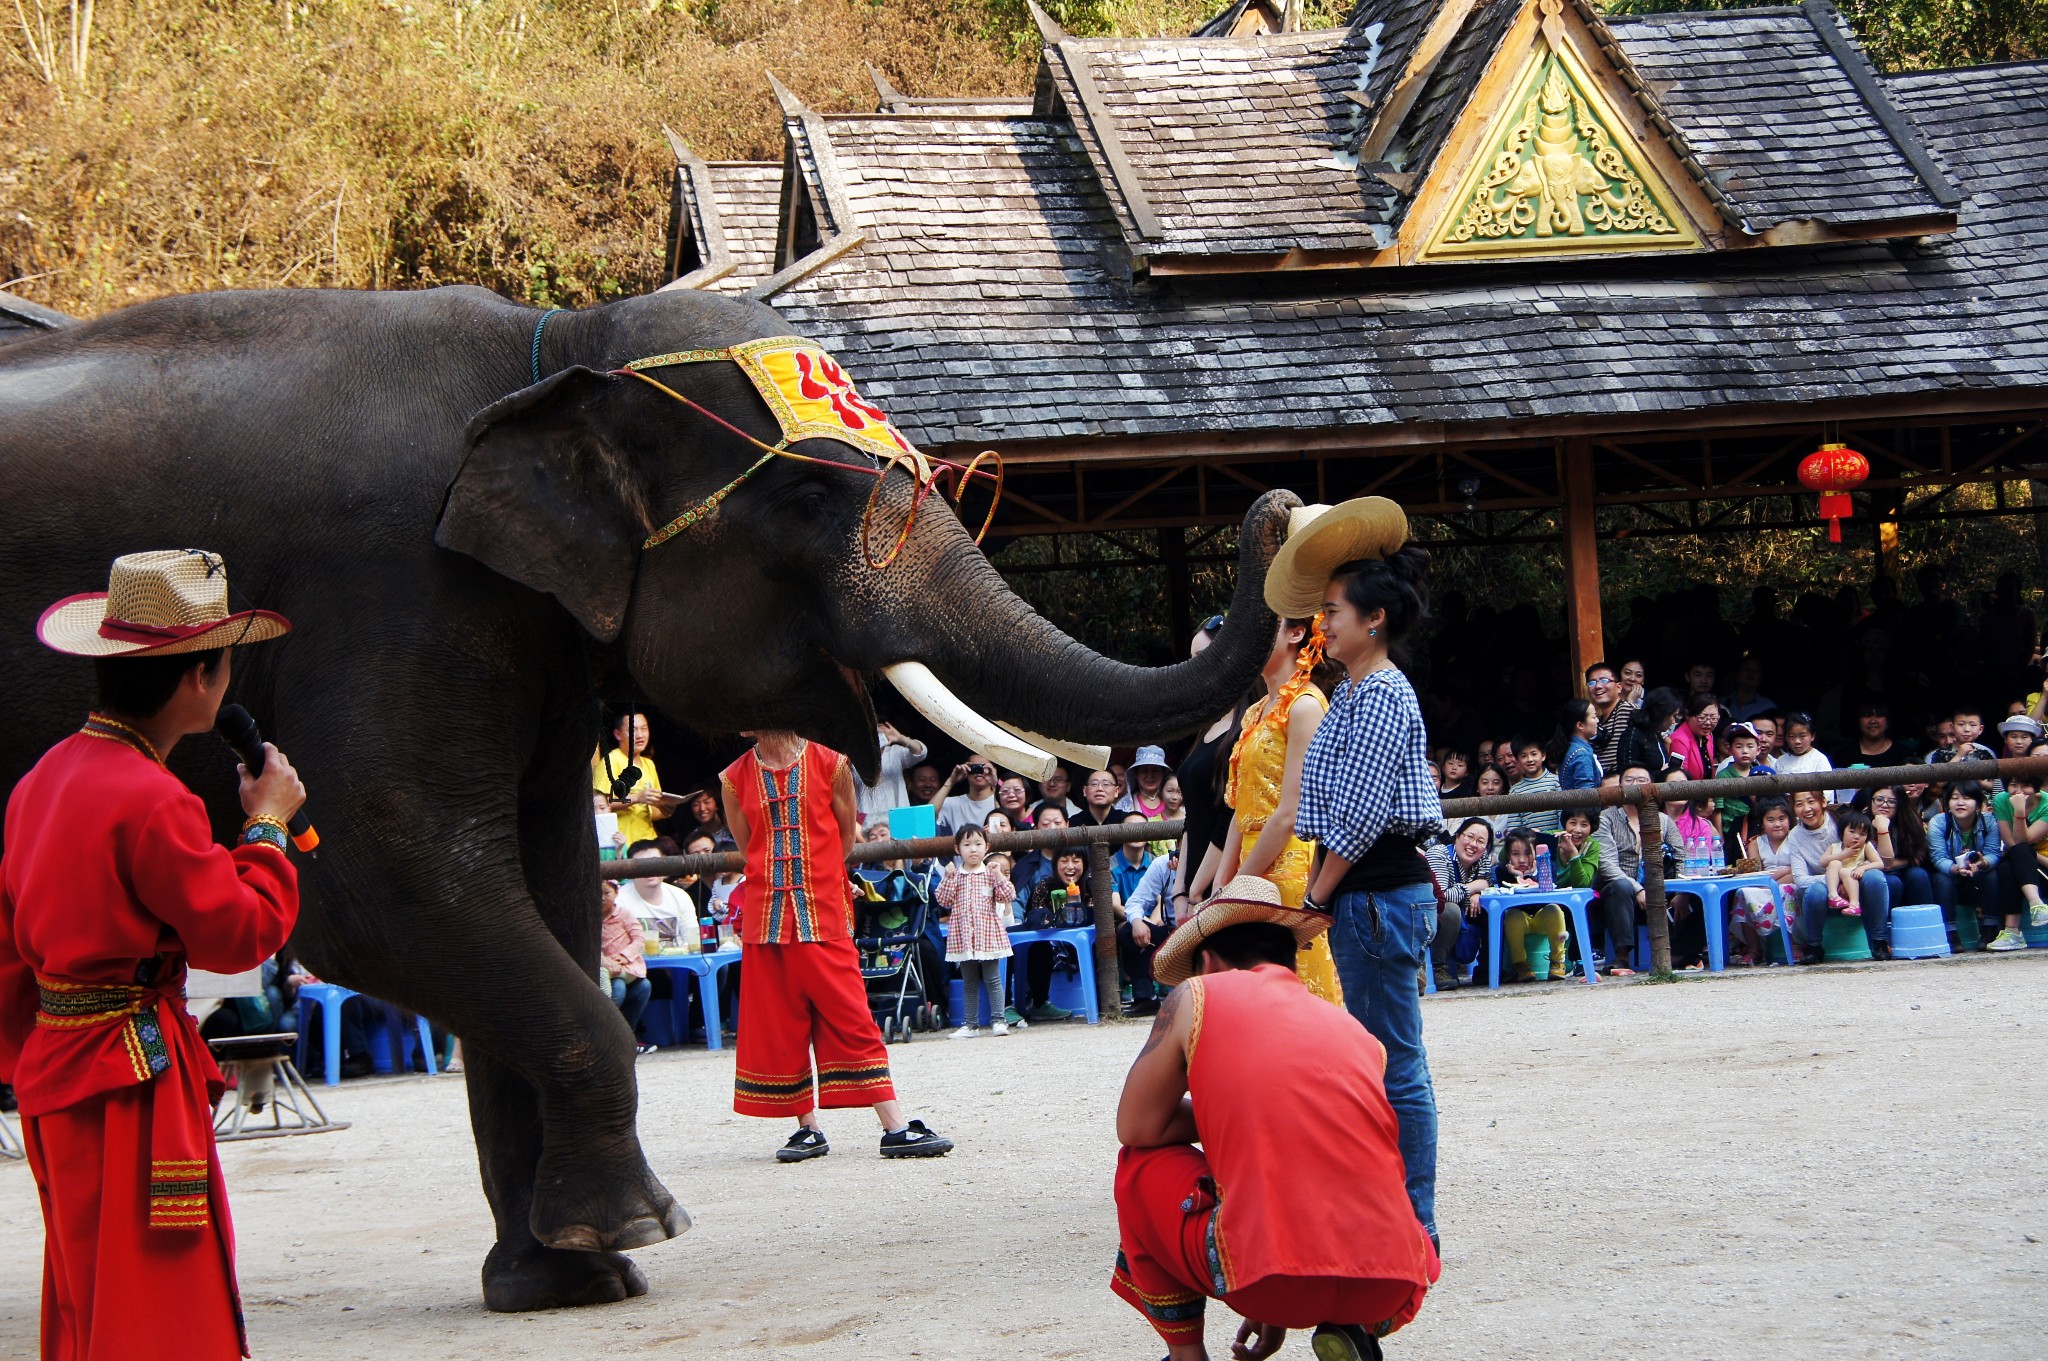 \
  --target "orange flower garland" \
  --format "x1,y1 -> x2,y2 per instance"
1226,613 -> 1327,809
